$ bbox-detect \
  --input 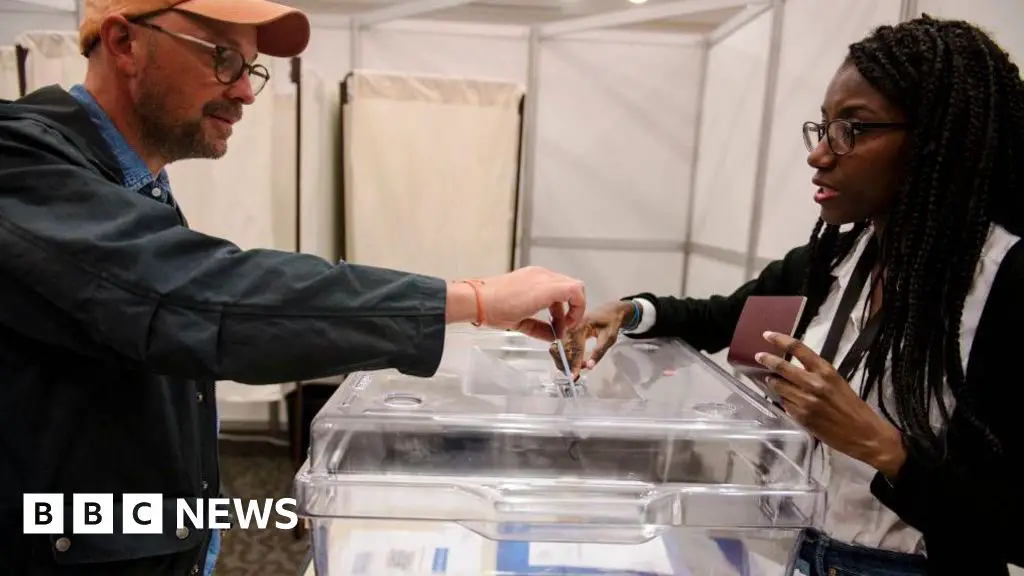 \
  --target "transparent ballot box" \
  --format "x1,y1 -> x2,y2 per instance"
294,328 -> 823,575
